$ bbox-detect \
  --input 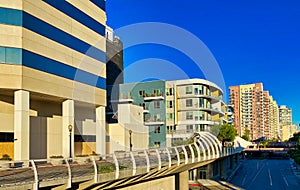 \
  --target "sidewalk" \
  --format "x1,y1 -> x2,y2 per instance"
290,158 -> 300,180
